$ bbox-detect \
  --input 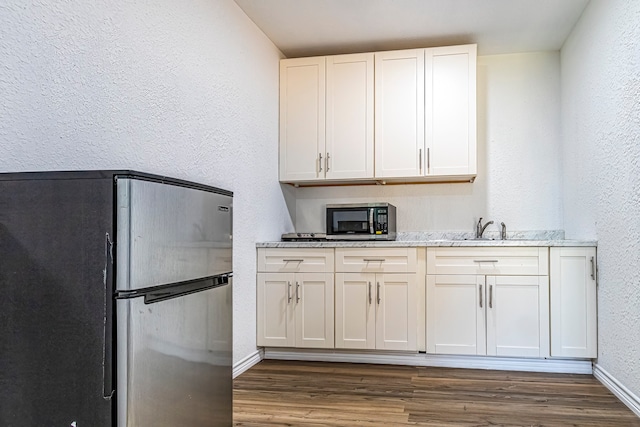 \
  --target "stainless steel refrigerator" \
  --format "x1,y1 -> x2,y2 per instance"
0,171 -> 233,426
